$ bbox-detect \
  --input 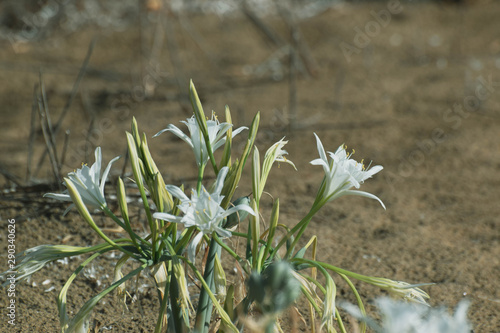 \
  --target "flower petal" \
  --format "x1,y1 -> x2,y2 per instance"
154,124 -> 194,149
313,133 -> 328,164
92,147 -> 102,184
213,123 -> 232,143
222,204 -> 256,220
231,126 -> 248,138
44,193 -> 72,202
213,167 -> 229,195
187,232 -> 204,264
100,155 -> 120,195
153,212 -> 184,223
165,185 -> 190,201
342,190 -> 386,209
